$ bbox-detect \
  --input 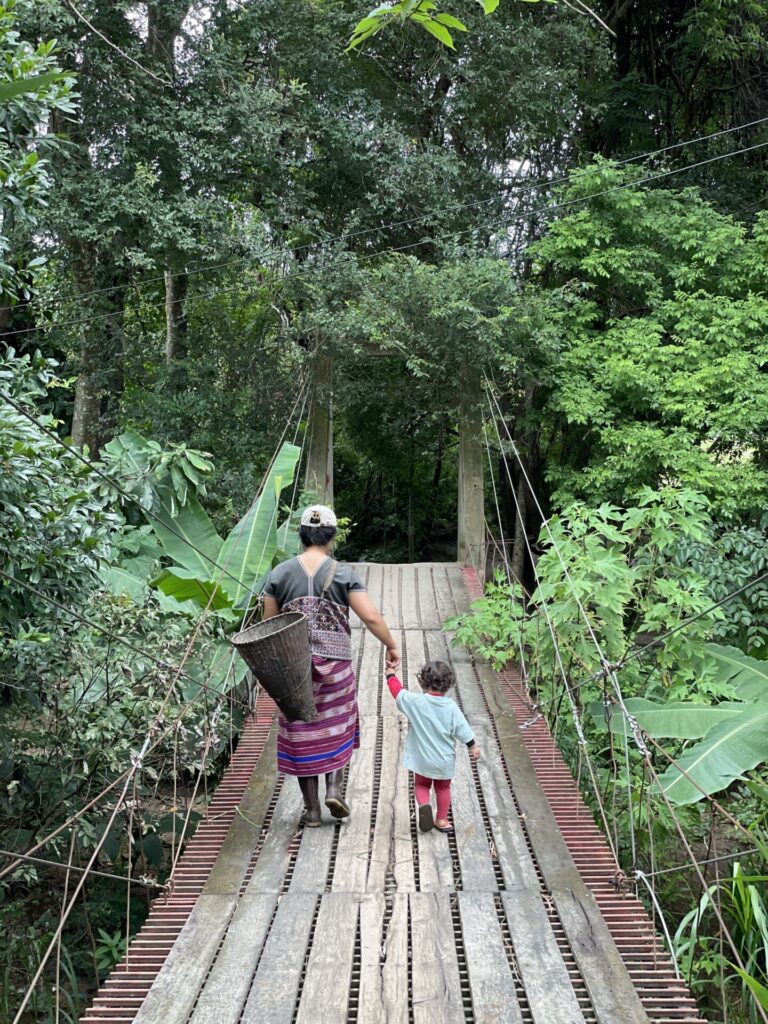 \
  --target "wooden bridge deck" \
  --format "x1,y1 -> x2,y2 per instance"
83,564 -> 704,1024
